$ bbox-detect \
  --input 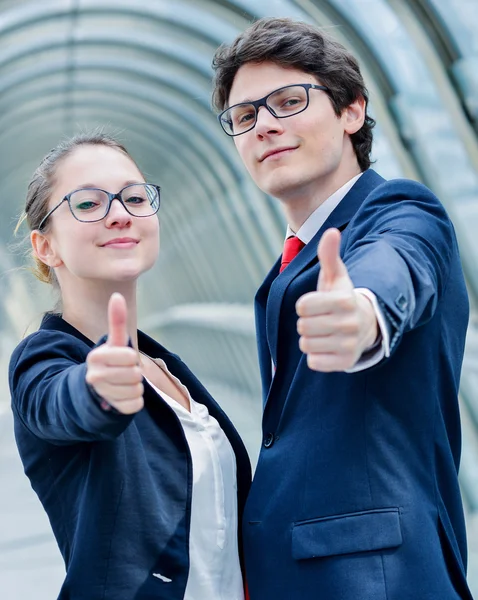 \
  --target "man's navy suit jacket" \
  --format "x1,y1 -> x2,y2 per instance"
243,170 -> 473,600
